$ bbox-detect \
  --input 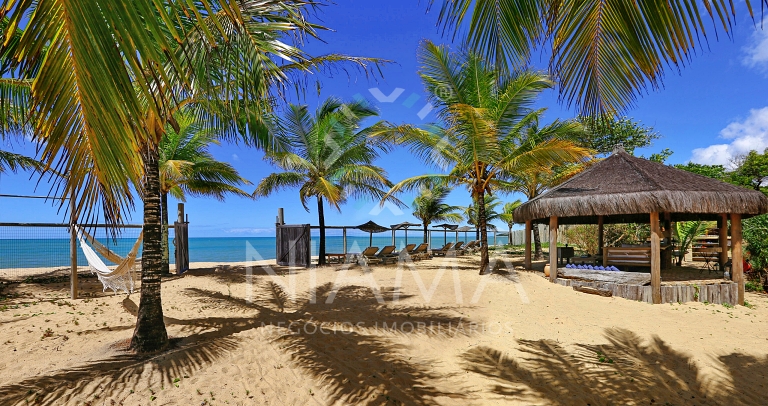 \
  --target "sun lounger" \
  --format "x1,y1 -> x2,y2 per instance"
359,246 -> 380,265
394,244 -> 416,261
462,240 -> 478,254
375,245 -> 398,264
432,242 -> 455,257
408,243 -> 430,261
452,241 -> 465,255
